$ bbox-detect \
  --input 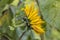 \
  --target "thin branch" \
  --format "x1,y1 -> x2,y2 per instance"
18,0 -> 22,6
19,27 -> 27,40
40,33 -> 45,40
35,0 -> 43,19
